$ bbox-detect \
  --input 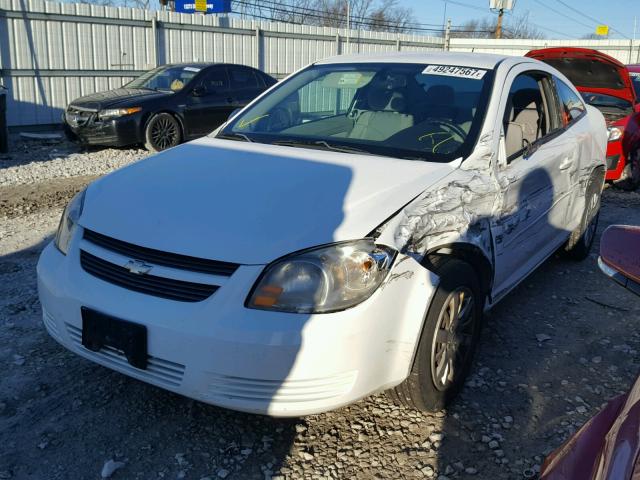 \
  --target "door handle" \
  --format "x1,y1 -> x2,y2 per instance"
559,157 -> 573,170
